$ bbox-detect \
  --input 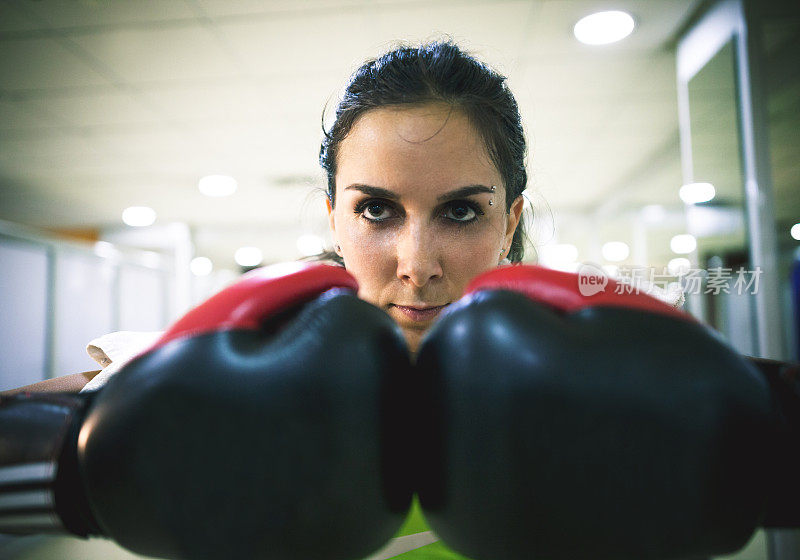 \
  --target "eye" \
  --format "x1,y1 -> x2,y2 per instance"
356,199 -> 396,222
443,201 -> 478,223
